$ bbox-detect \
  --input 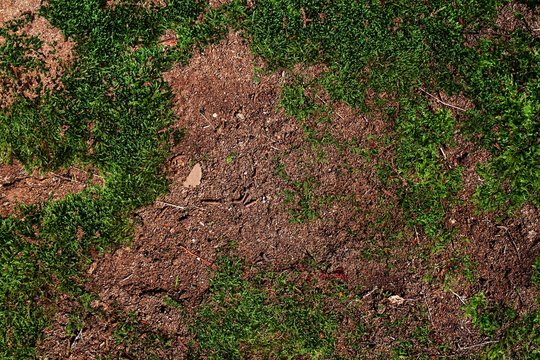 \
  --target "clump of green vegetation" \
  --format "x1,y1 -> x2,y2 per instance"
275,160 -> 320,223
280,78 -> 323,122
481,311 -> 540,360
464,30 -> 540,211
243,0 -> 505,99
392,101 -> 462,238
0,15 -> 44,69
191,257 -> 341,359
463,292 -> 513,336
464,289 -> 540,359
532,257 -> 540,288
